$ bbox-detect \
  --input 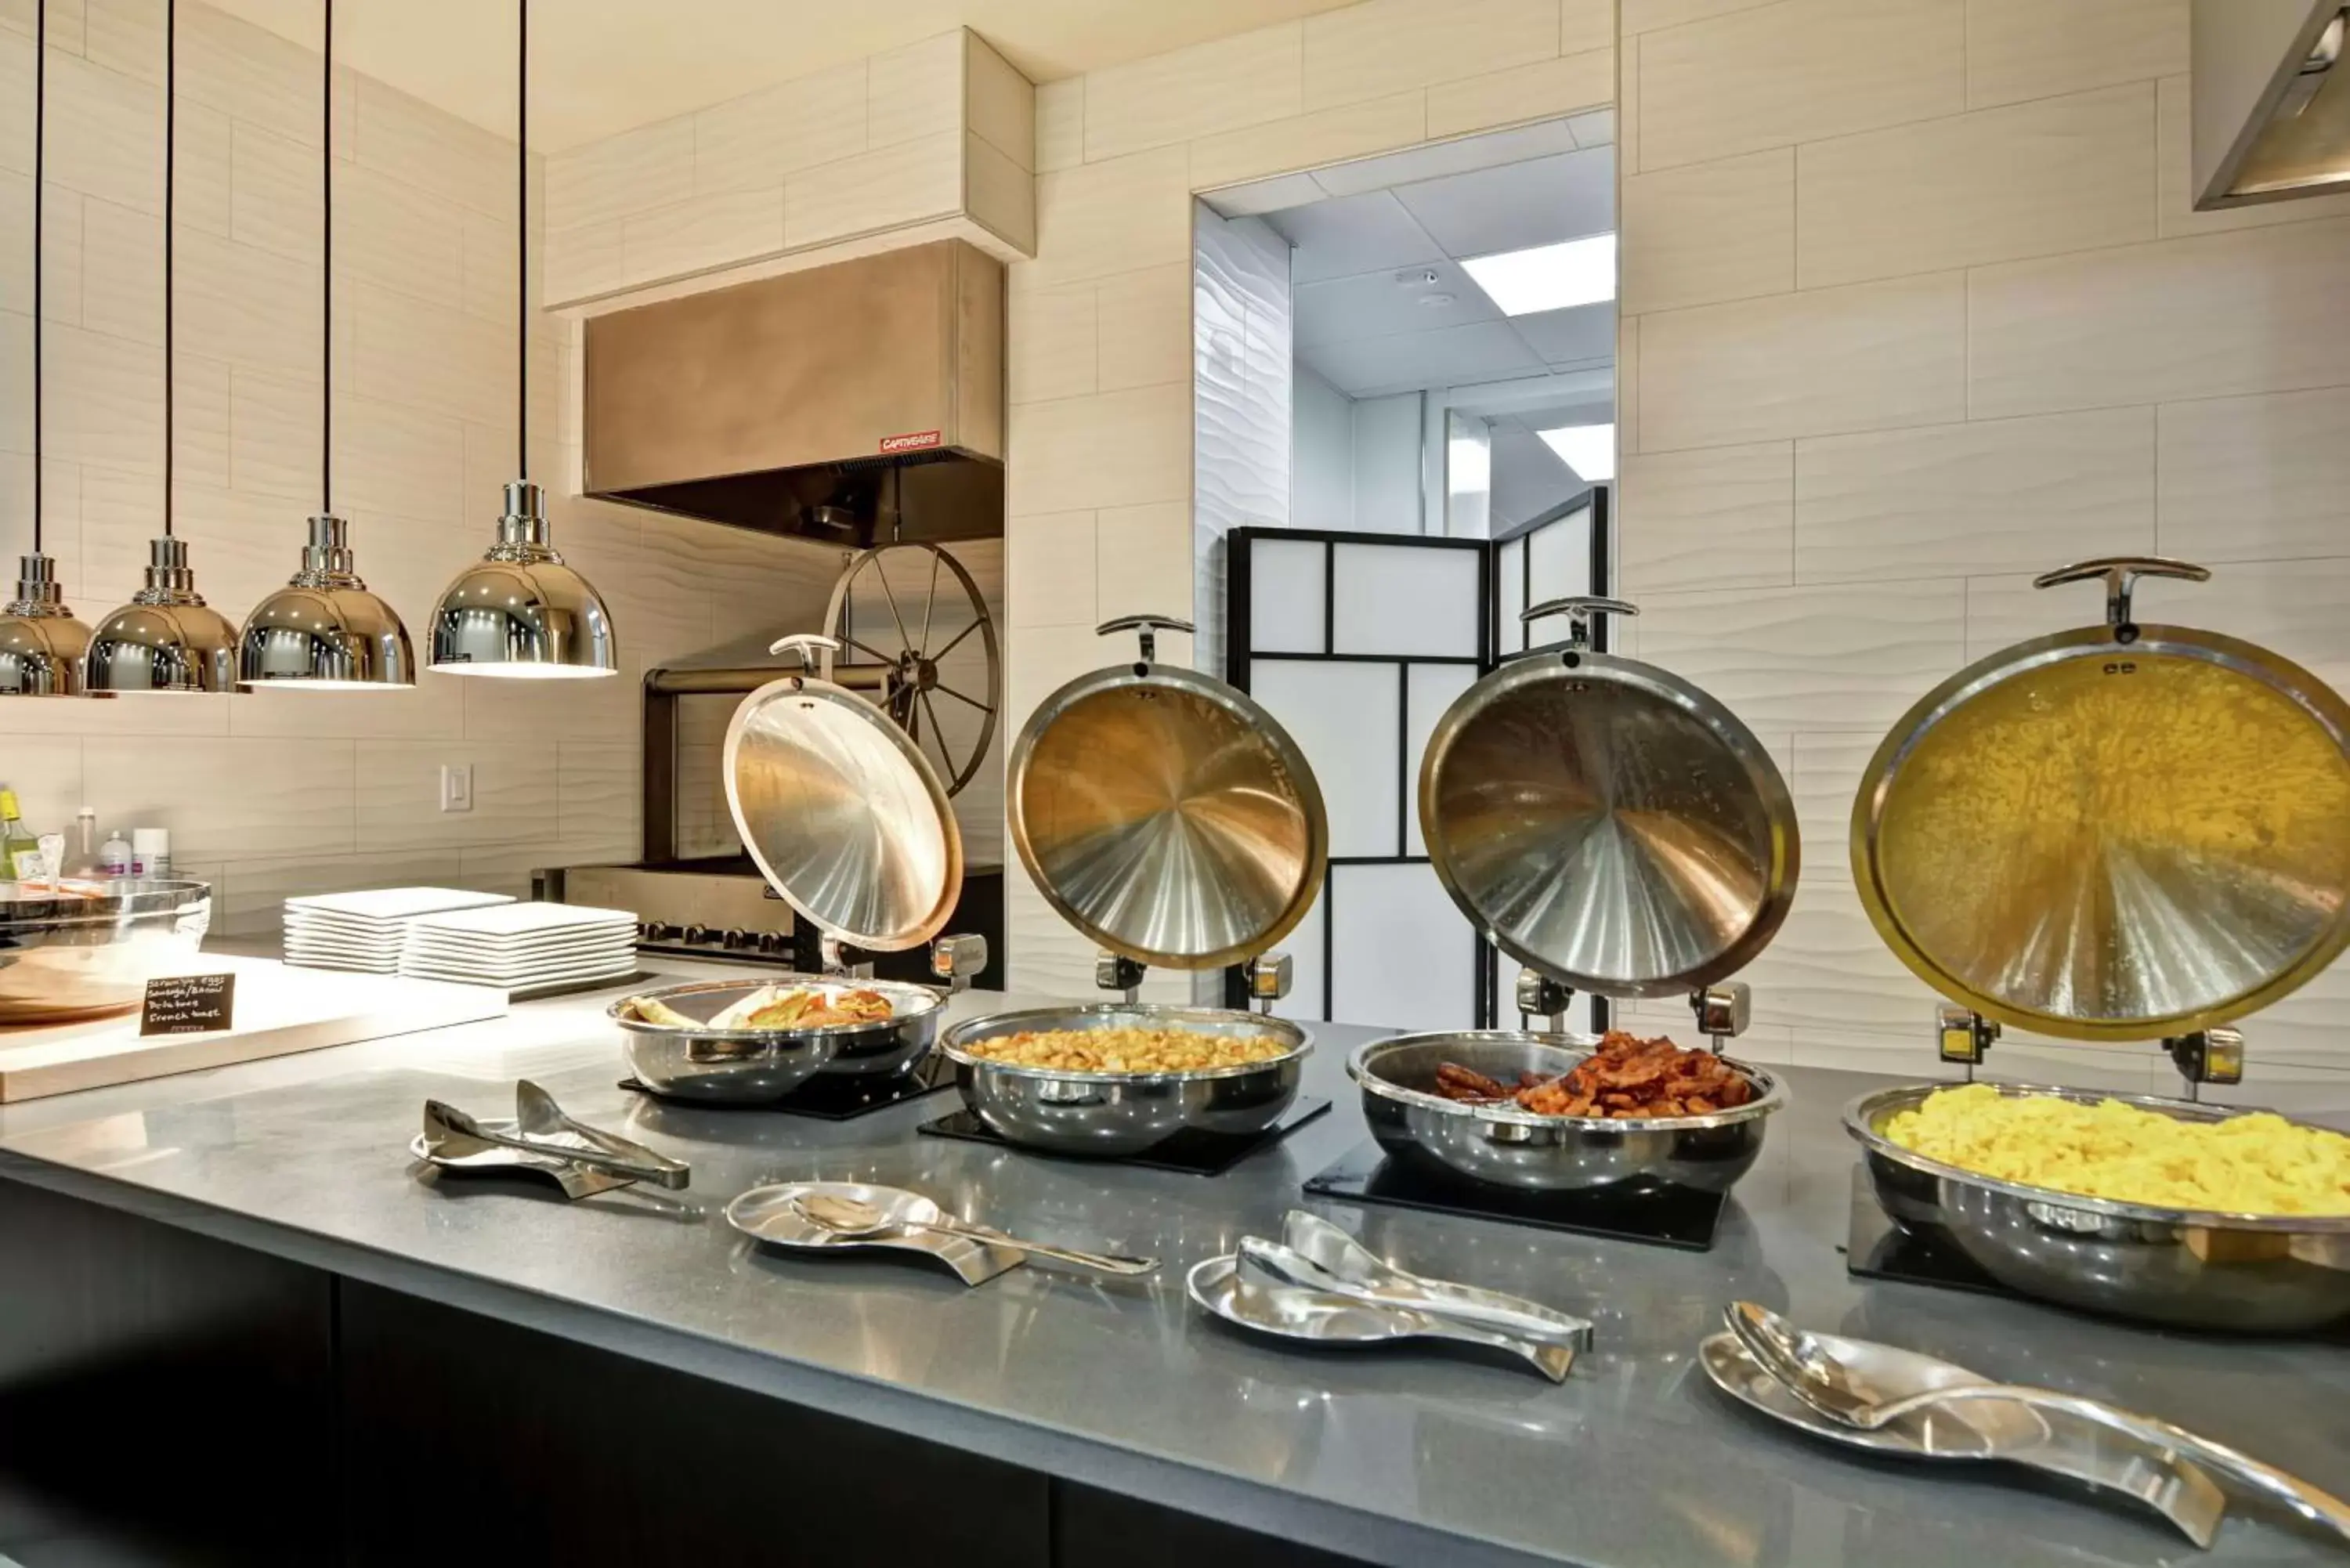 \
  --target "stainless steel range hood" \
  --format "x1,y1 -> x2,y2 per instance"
2194,0 -> 2350,208
583,239 -> 1005,546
